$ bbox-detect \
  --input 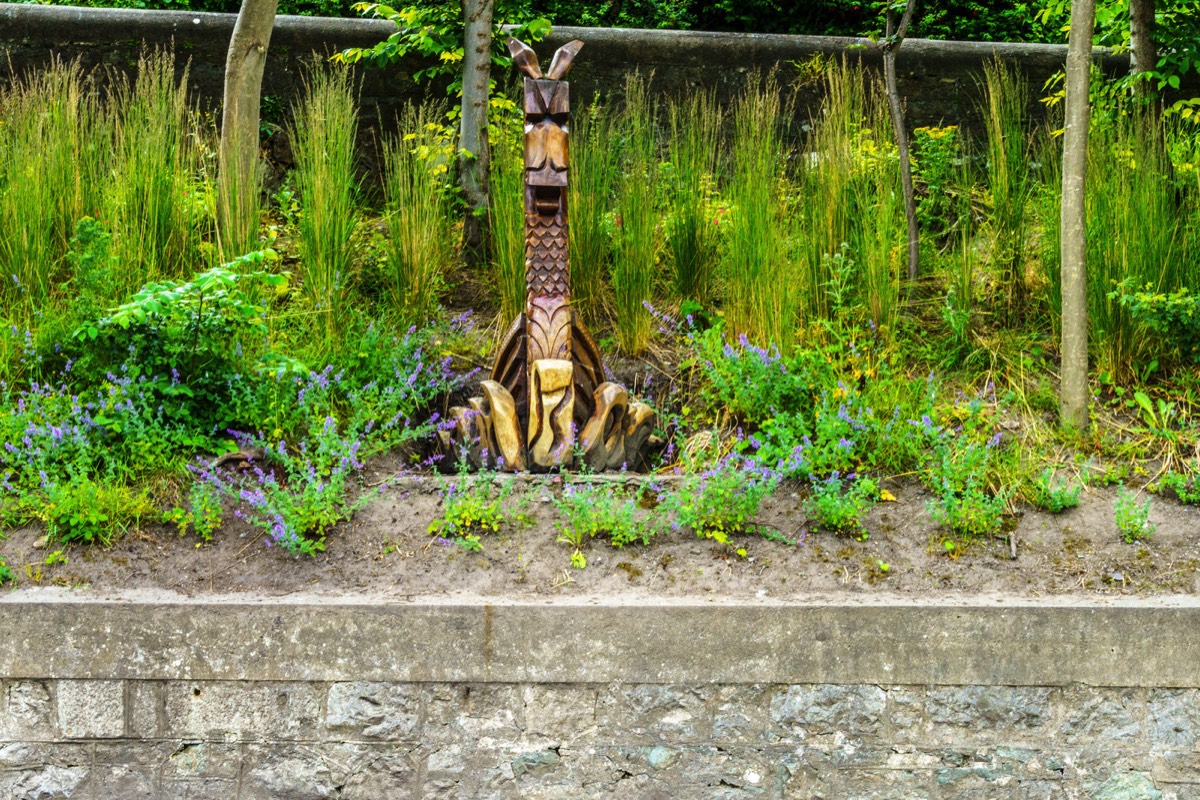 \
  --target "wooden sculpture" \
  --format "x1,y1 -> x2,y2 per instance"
440,37 -> 655,472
